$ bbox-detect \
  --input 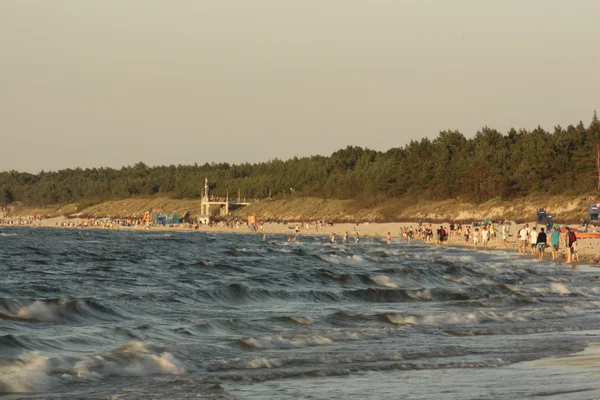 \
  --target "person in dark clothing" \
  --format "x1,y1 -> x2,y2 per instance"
565,227 -> 577,263
536,227 -> 547,262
